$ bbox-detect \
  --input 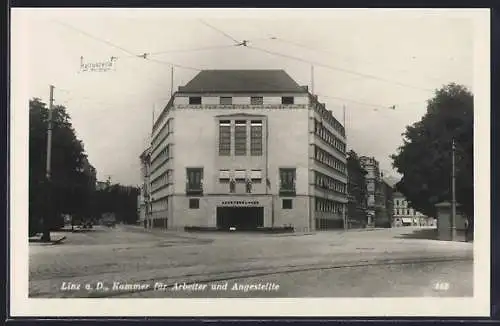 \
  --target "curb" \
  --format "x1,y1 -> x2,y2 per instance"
29,236 -> 67,246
